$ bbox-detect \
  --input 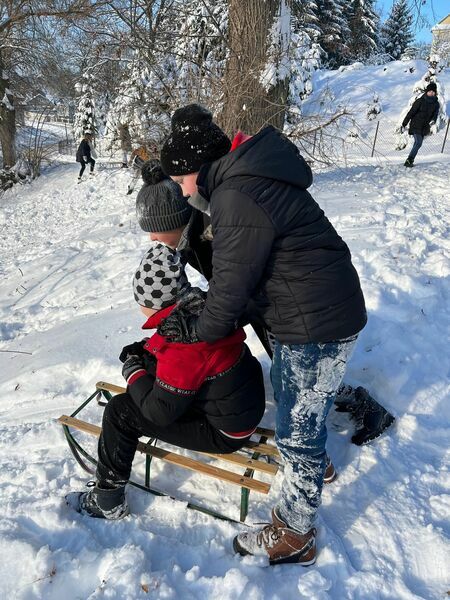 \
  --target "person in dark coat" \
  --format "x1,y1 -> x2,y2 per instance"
76,133 -> 96,181
66,216 -> 265,521
159,104 -> 367,565
402,82 -> 440,167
